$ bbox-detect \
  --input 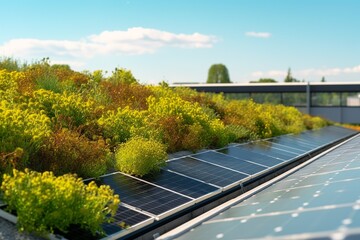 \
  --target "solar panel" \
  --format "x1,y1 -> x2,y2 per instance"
77,126 -> 358,239
165,157 -> 249,189
264,139 -> 309,155
280,135 -> 319,148
141,169 -> 220,200
103,204 -> 154,235
239,141 -> 298,161
192,151 -> 268,175
266,136 -> 316,152
168,133 -> 360,240
94,173 -> 193,217
218,146 -> 284,167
